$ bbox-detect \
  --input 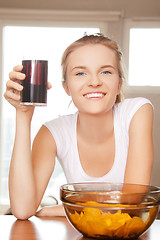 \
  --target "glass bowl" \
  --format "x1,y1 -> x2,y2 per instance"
60,183 -> 160,239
